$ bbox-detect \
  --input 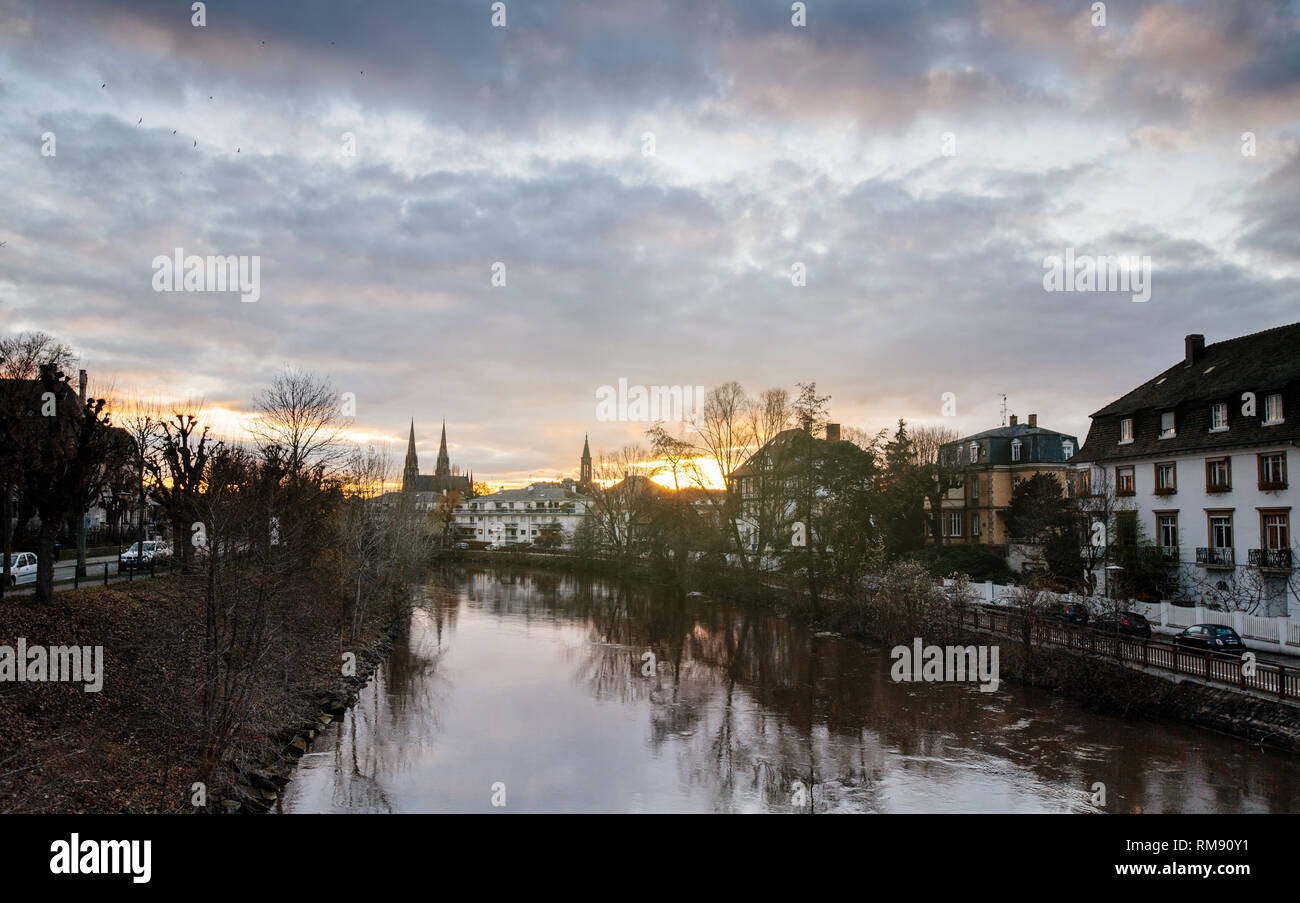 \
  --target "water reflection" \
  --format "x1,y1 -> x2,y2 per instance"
279,567 -> 1300,813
